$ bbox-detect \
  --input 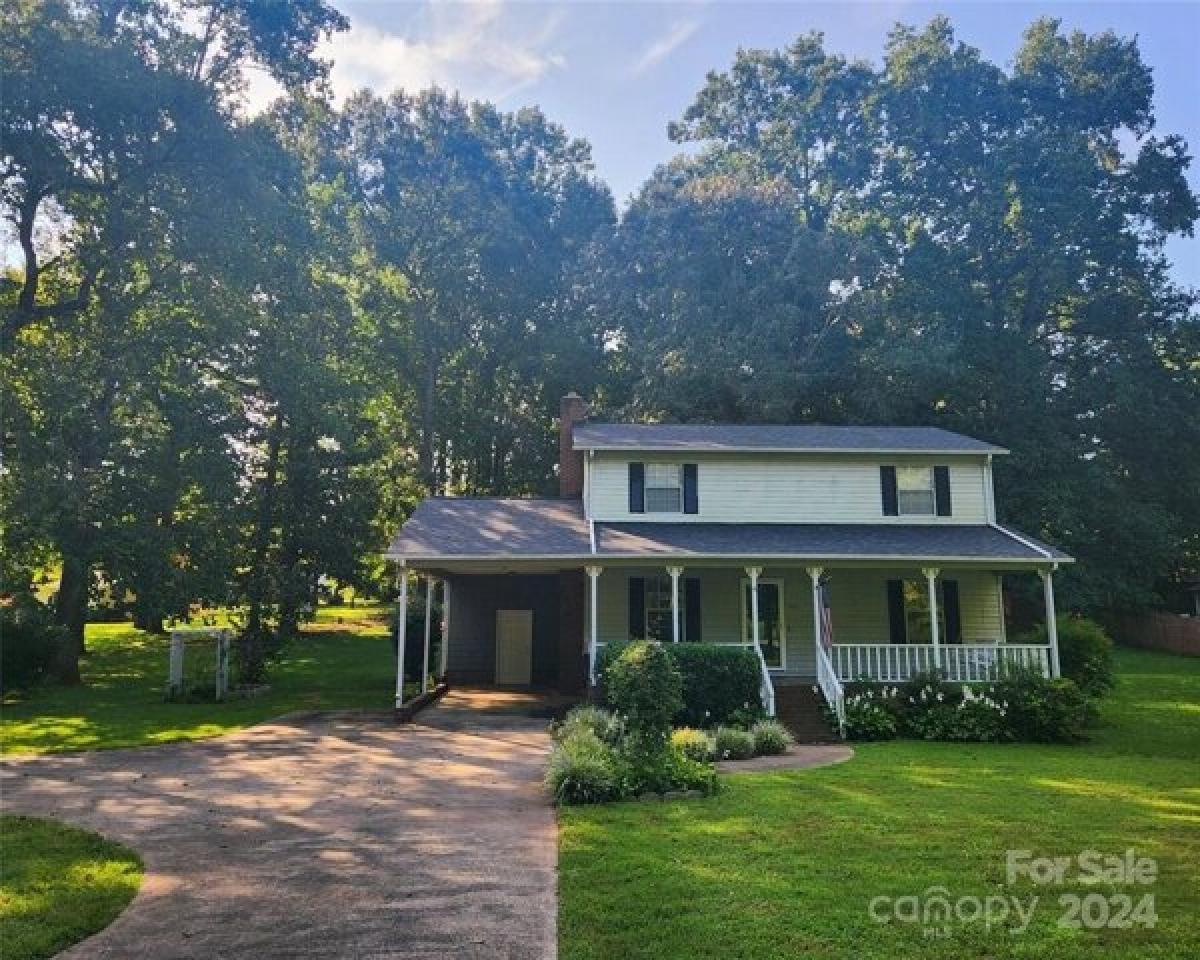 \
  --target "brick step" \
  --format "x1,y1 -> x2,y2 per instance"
773,685 -> 840,743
